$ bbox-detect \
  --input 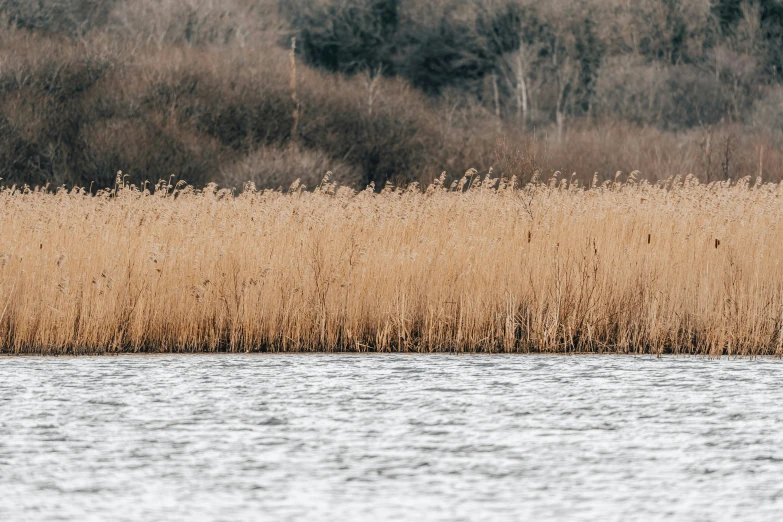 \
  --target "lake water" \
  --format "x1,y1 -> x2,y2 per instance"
1,354 -> 782,521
